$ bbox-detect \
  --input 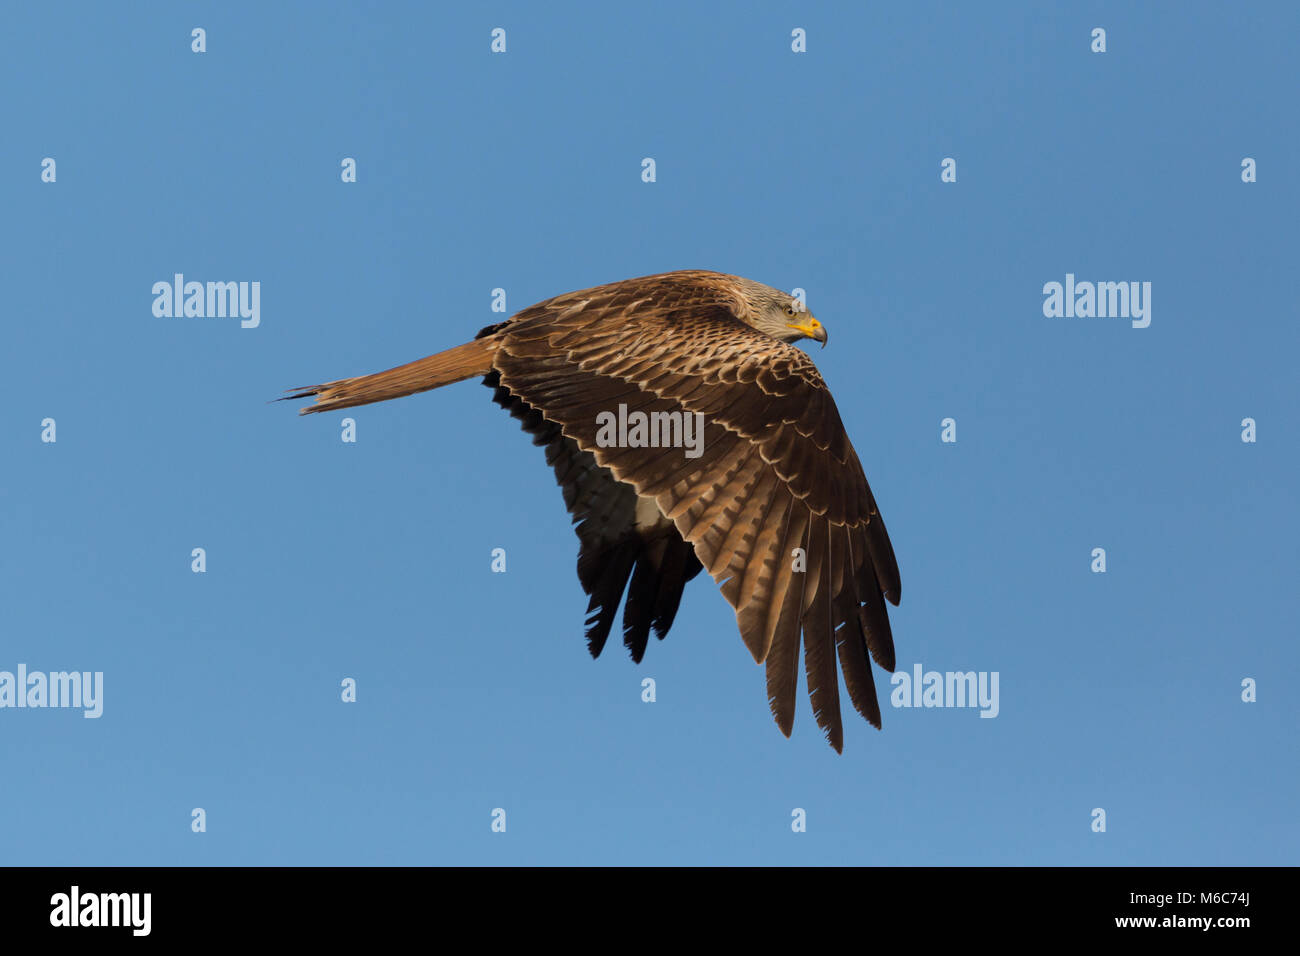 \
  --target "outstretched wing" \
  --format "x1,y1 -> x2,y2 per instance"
491,272 -> 901,751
